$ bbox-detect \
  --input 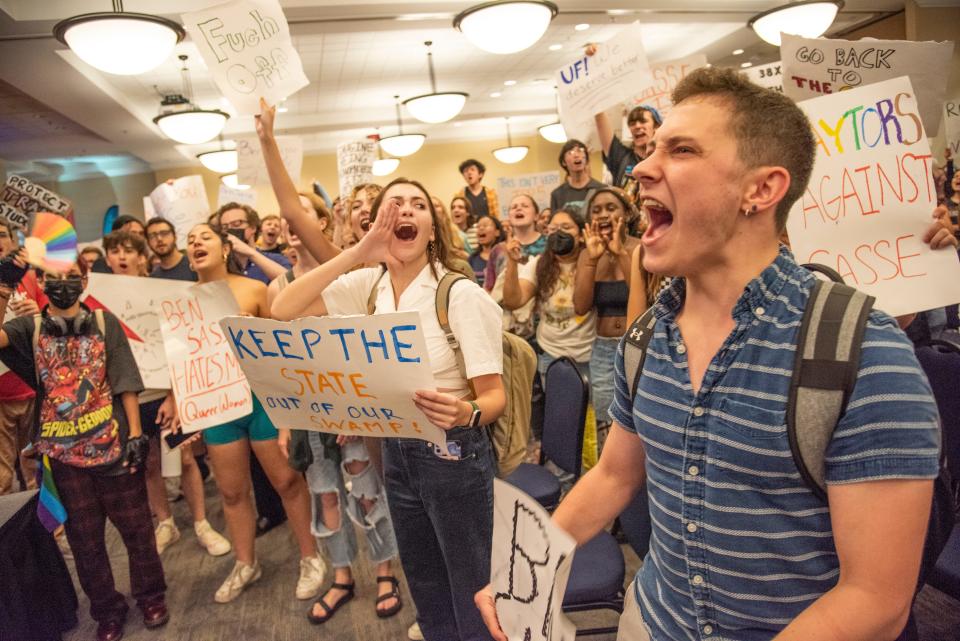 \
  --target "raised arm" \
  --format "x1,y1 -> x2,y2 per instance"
0,249 -> 28,349
625,244 -> 650,323
594,112 -> 615,157
500,230 -> 536,310
574,222 -> 605,315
